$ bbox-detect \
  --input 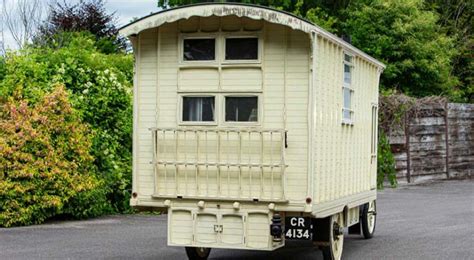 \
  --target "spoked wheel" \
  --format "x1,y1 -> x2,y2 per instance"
321,213 -> 344,260
361,200 -> 377,239
185,247 -> 211,260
